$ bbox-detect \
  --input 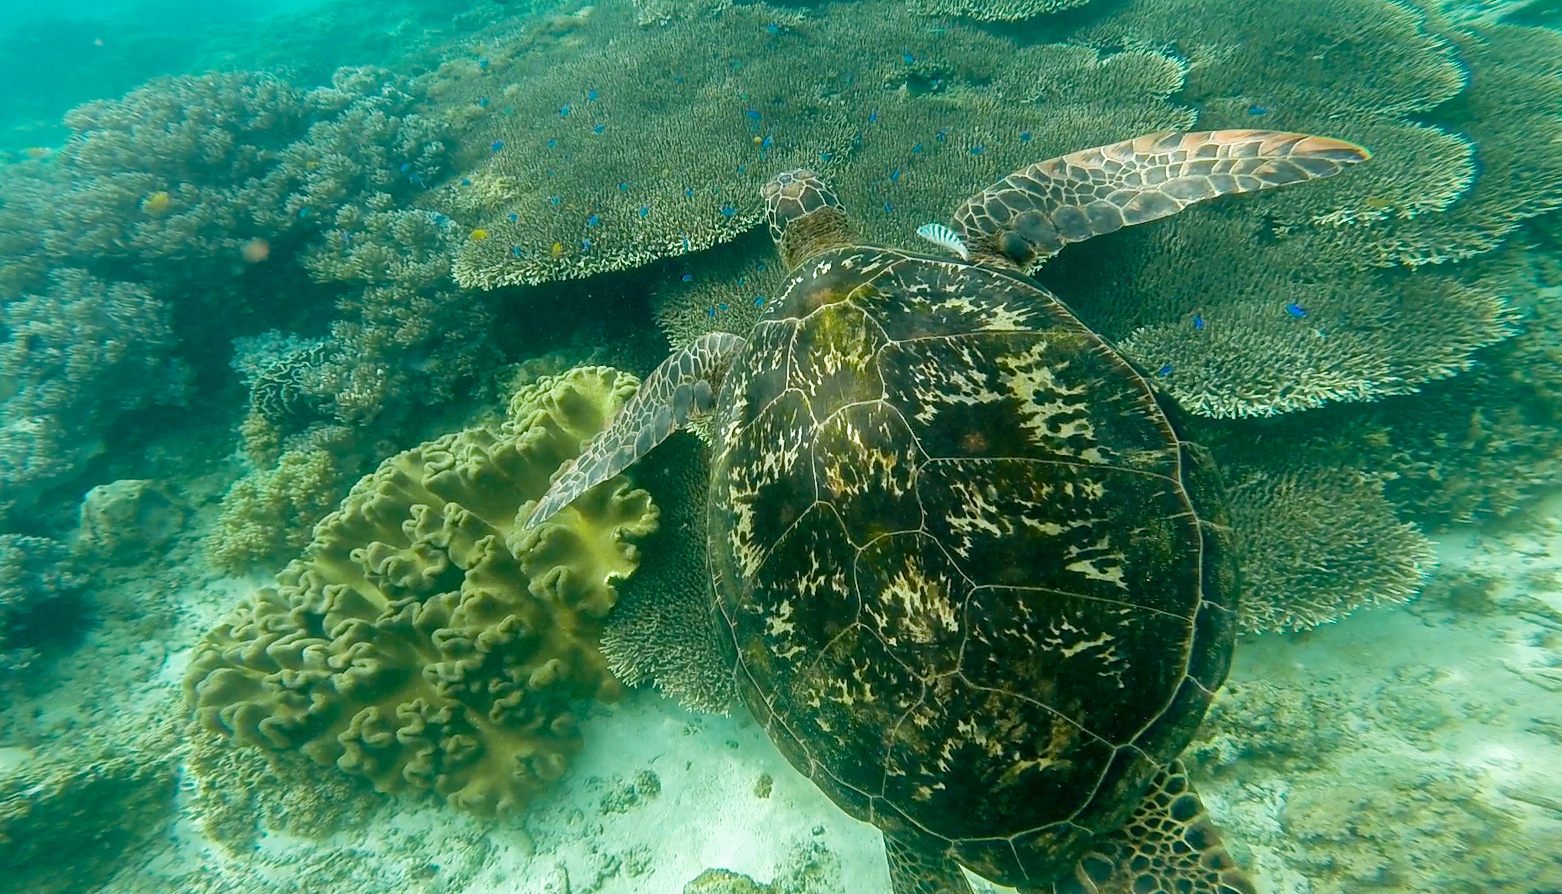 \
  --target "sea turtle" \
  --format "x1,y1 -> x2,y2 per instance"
526,130 -> 1368,894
